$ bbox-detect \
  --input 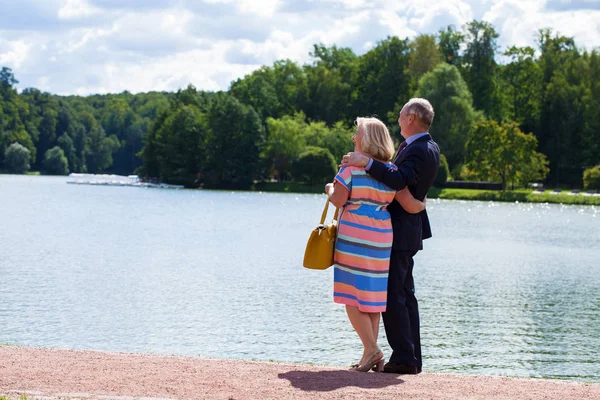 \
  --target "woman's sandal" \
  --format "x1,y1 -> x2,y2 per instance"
350,350 -> 384,372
